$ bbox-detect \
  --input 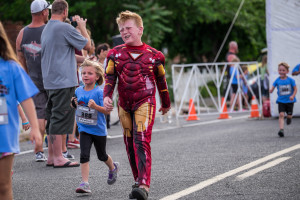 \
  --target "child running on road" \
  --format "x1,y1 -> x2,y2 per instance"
0,21 -> 42,200
71,59 -> 119,193
269,62 -> 297,137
